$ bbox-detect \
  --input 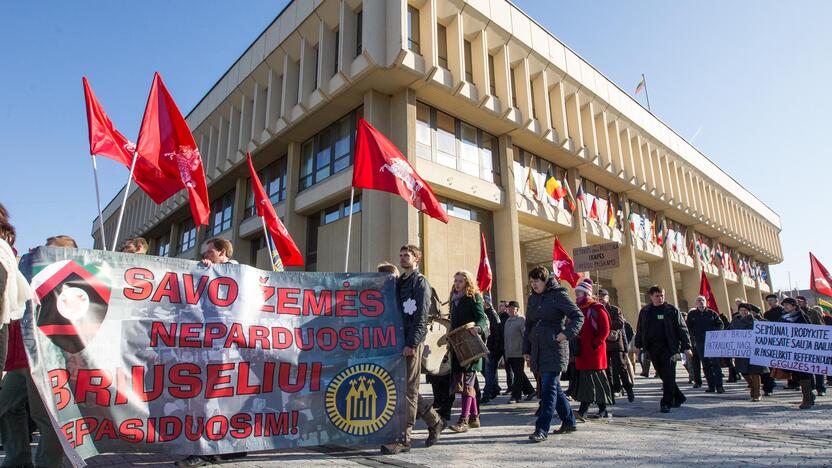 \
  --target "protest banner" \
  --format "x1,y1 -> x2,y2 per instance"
20,247 -> 406,466
750,321 -> 832,375
703,329 -> 753,358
